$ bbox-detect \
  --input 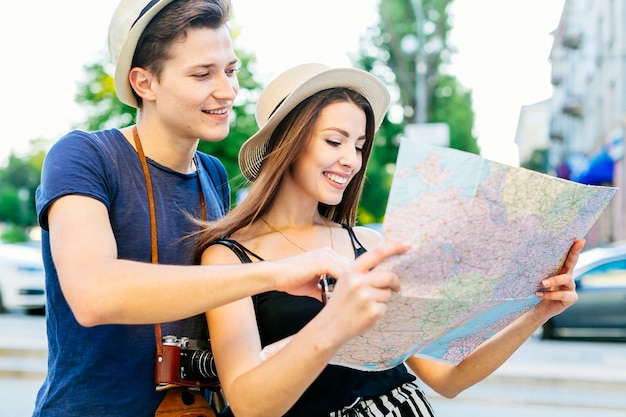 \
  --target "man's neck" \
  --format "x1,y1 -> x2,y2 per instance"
121,125 -> 199,174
